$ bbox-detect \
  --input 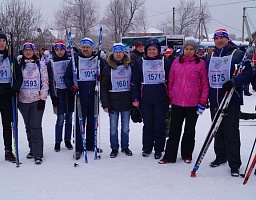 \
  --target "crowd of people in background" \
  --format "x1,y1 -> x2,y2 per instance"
0,27 -> 255,177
